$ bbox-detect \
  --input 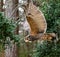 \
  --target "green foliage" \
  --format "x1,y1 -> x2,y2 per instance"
40,0 -> 60,34
34,41 -> 60,57
0,12 -> 20,45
